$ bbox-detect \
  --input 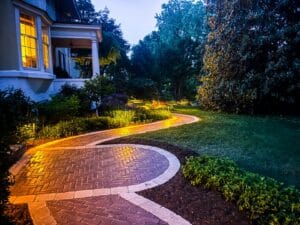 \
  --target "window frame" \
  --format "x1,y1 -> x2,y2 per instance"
42,23 -> 50,71
19,12 -> 39,70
